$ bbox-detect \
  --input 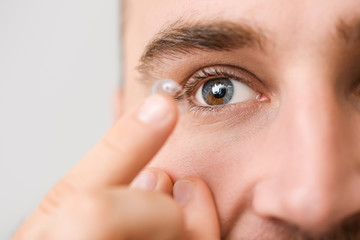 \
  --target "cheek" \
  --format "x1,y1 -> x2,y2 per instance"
148,103 -> 274,181
148,117 -> 270,230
